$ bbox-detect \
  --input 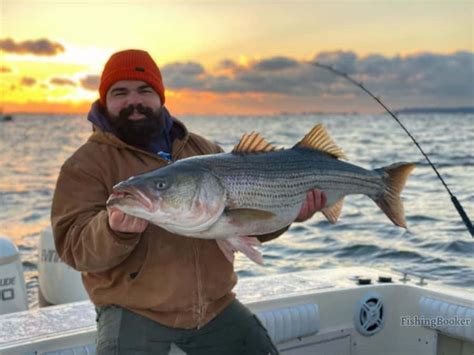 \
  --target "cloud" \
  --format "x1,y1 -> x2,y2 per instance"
314,51 -> 358,74
50,77 -> 76,86
252,57 -> 300,71
218,59 -> 240,70
163,55 -> 344,95
80,75 -> 100,90
161,62 -> 206,90
0,38 -> 65,56
0,66 -> 12,73
352,51 -> 474,99
160,51 -> 473,102
21,77 -> 37,86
